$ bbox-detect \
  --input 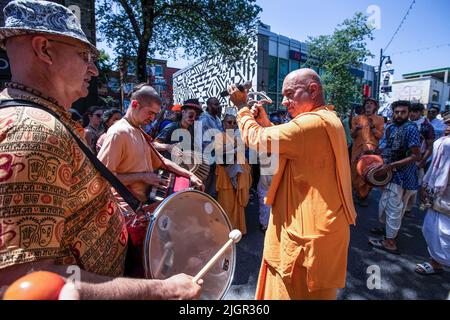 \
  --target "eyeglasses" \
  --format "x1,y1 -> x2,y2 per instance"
226,121 -> 237,125
48,39 -> 97,64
